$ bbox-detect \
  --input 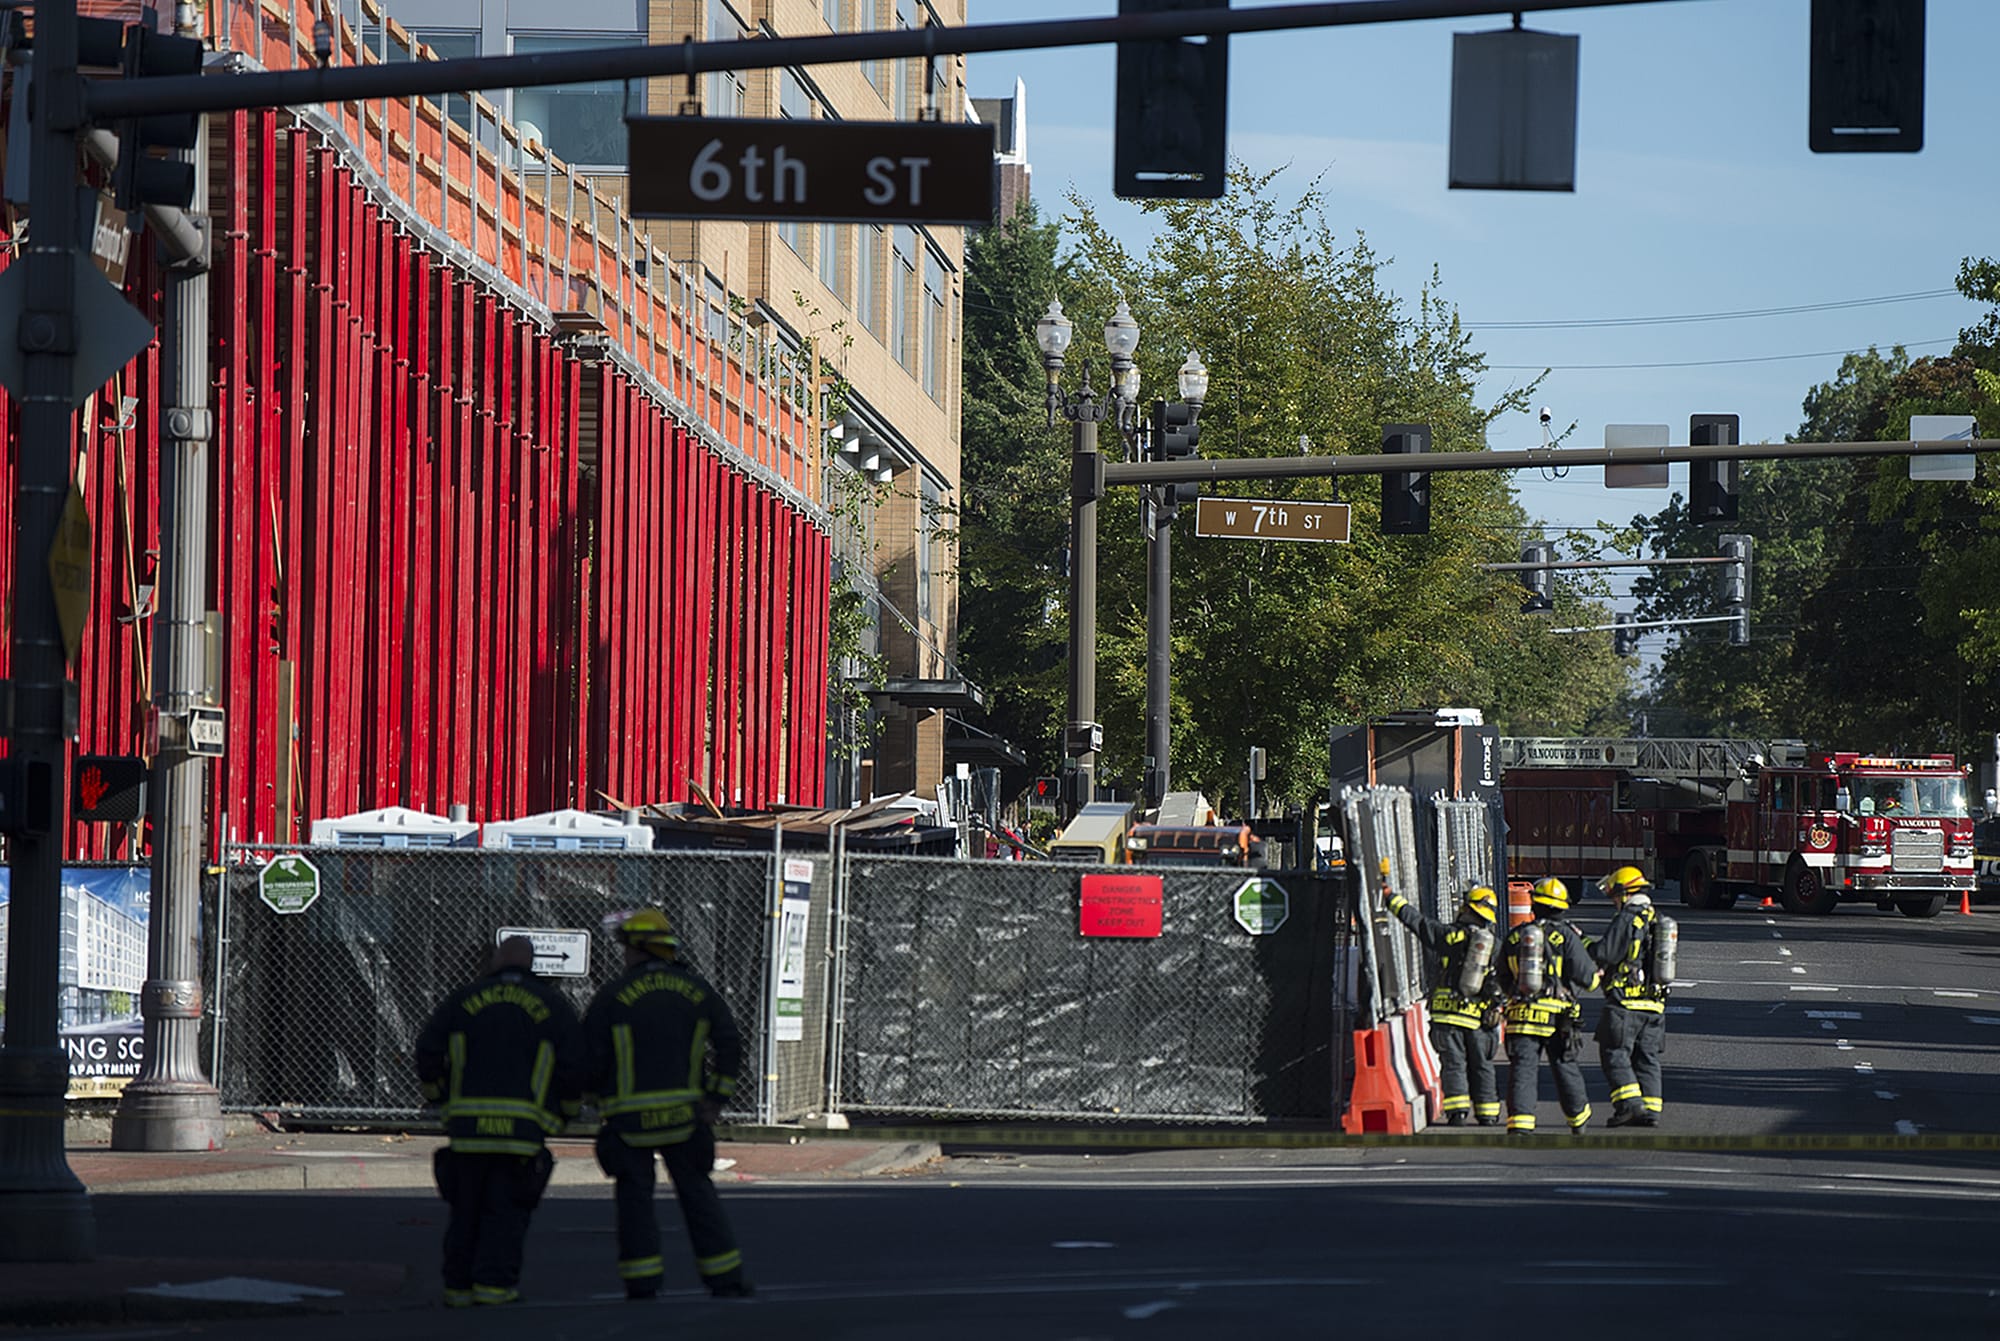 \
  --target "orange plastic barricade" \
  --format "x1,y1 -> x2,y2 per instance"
1402,1004 -> 1444,1123
1342,1025 -> 1417,1135
1385,1011 -> 1429,1132
1507,880 -> 1534,928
